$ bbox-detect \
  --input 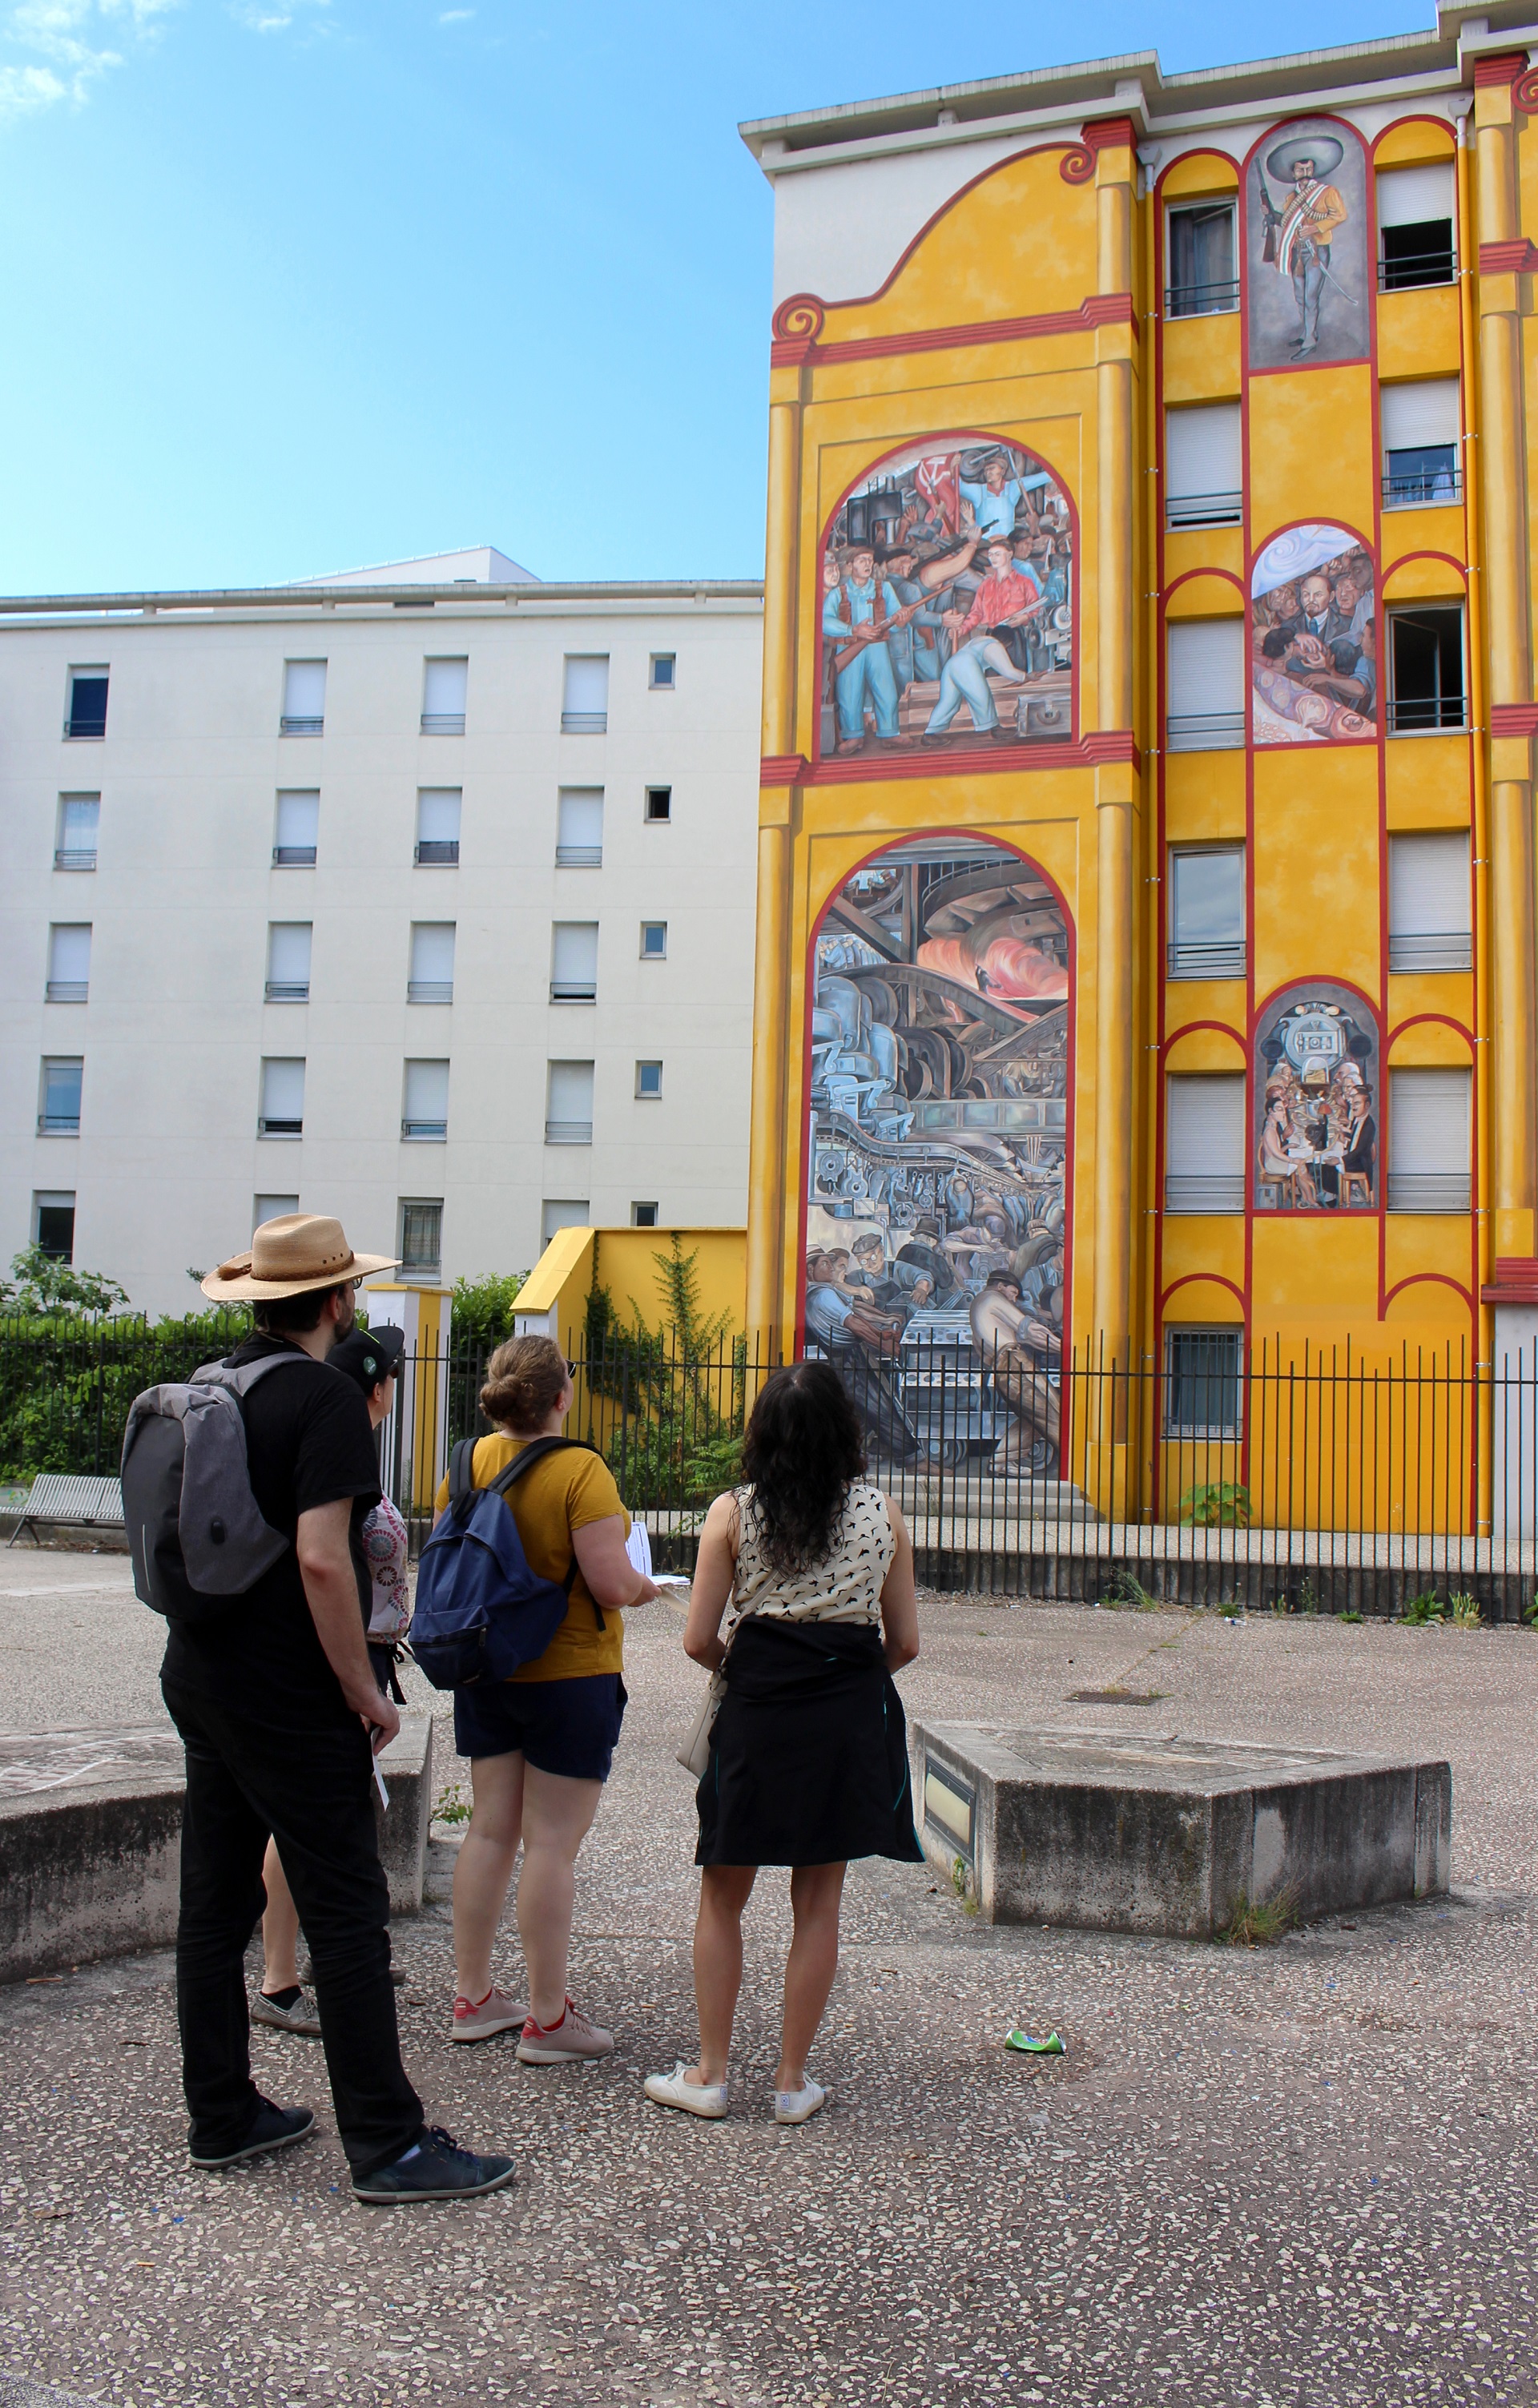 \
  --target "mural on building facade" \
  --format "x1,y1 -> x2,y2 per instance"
1251,524 -> 1377,743
1246,119 -> 1369,371
804,835 -> 1070,1472
1254,985 -> 1379,1210
819,437 -> 1073,766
